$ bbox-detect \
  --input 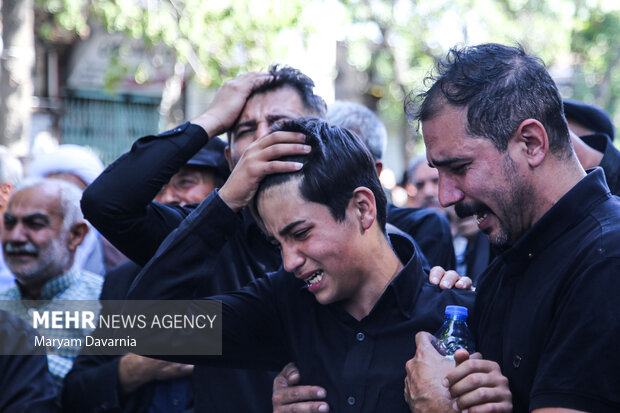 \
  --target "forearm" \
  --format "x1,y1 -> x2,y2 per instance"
81,122 -> 209,263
